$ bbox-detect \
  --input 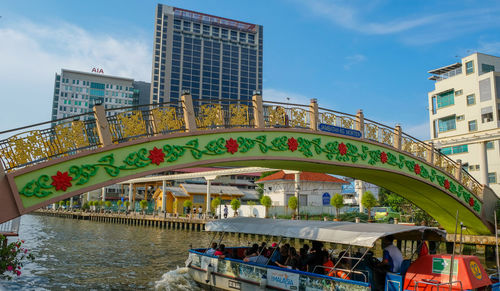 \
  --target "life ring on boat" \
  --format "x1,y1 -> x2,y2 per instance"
327,269 -> 350,280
